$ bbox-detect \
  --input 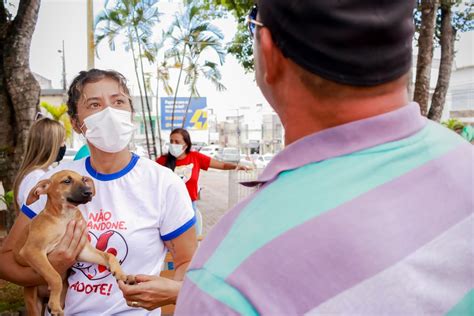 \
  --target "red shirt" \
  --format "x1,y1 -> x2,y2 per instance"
157,151 -> 211,201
